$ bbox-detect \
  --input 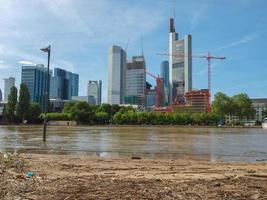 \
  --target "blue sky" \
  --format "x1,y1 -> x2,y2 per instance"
0,0 -> 266,102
